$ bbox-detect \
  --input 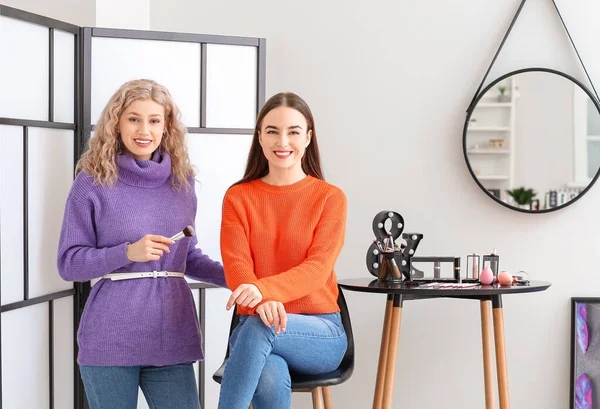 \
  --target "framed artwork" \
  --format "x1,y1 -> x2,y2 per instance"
571,298 -> 600,409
